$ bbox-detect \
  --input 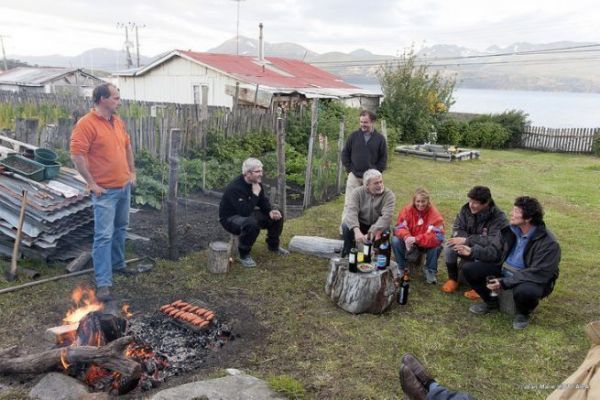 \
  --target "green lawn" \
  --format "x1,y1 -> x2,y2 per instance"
0,149 -> 599,399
